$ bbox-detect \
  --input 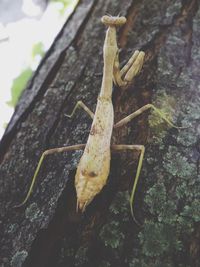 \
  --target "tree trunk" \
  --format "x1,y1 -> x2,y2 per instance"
0,0 -> 200,266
